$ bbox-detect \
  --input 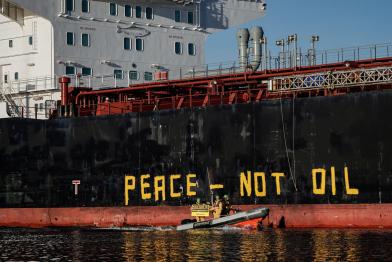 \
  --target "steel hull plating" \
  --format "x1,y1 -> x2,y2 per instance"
1,90 -> 392,227
0,205 -> 391,229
